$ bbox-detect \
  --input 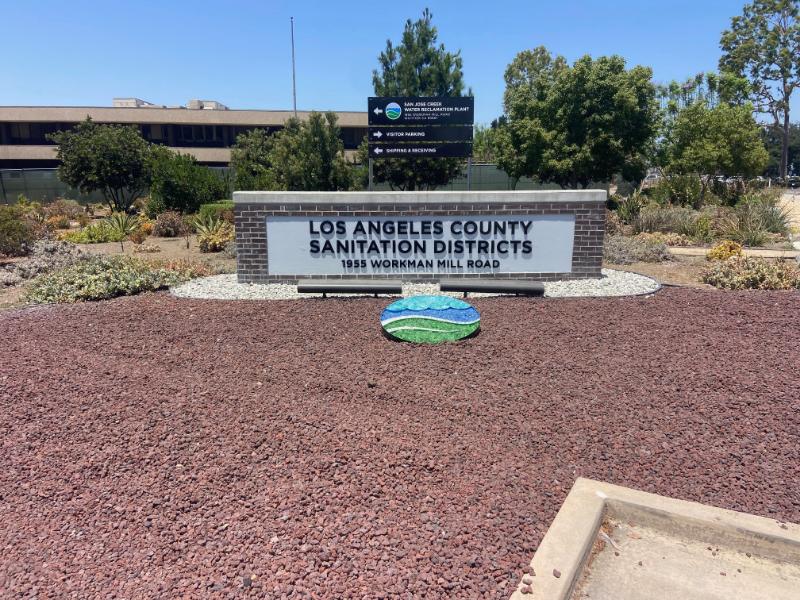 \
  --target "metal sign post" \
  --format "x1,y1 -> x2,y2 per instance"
368,158 -> 374,191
